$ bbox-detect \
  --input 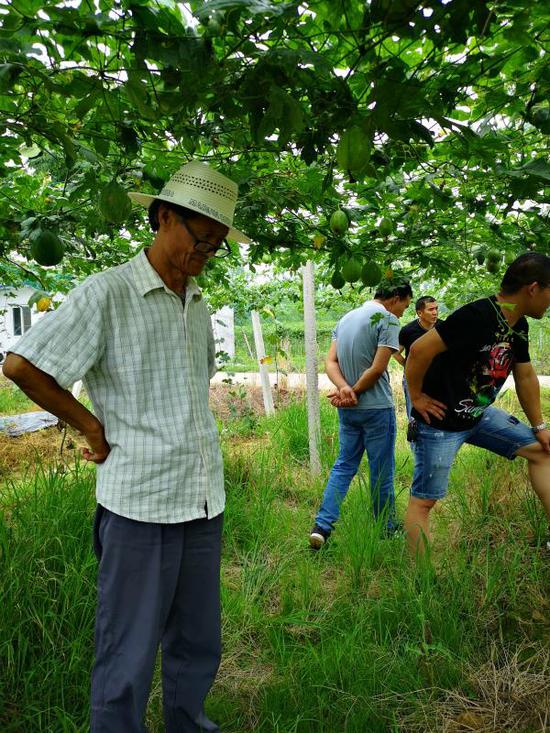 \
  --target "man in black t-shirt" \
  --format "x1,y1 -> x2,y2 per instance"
403,253 -> 550,557
394,296 -> 439,418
